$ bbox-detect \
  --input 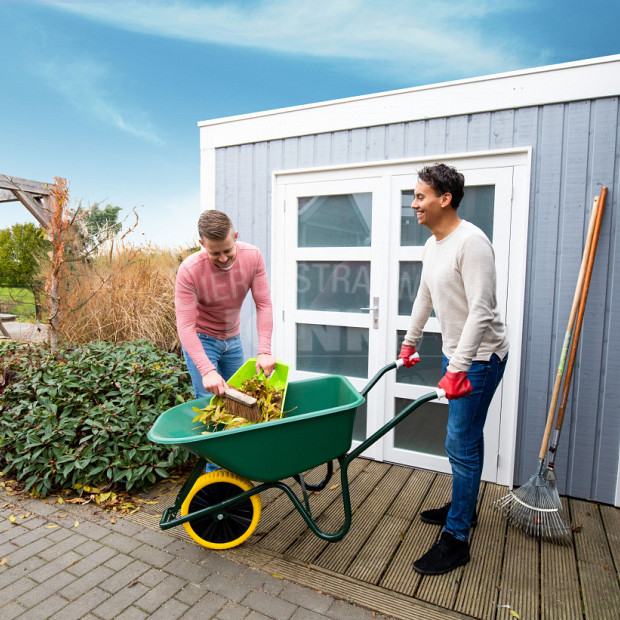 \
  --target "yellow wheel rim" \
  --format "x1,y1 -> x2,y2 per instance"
180,470 -> 261,549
